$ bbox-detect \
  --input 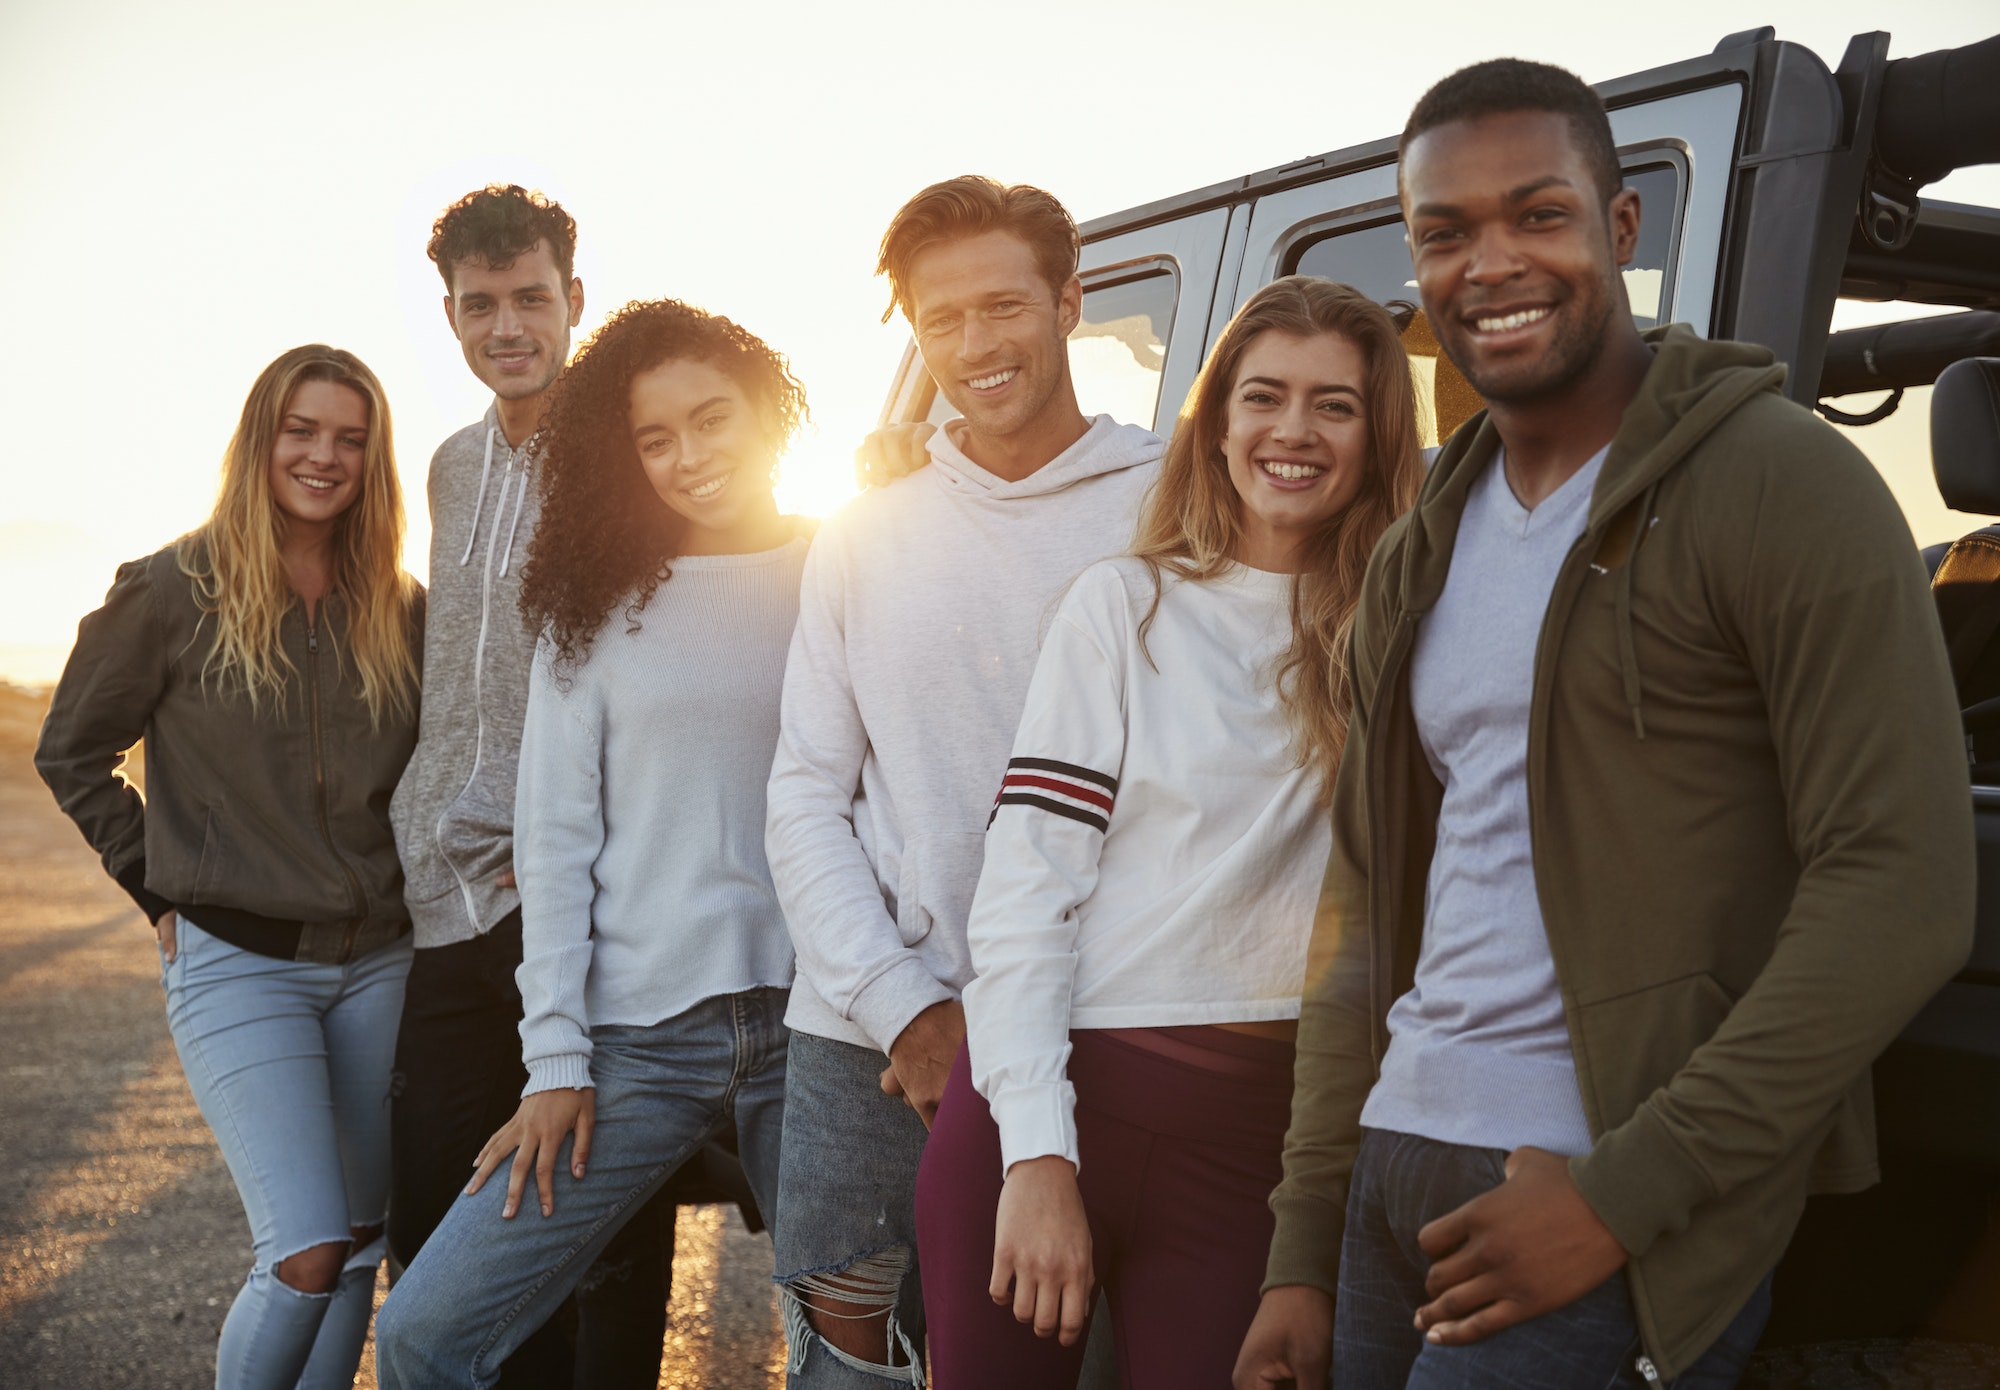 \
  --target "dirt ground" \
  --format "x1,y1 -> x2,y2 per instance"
0,682 -> 785,1389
